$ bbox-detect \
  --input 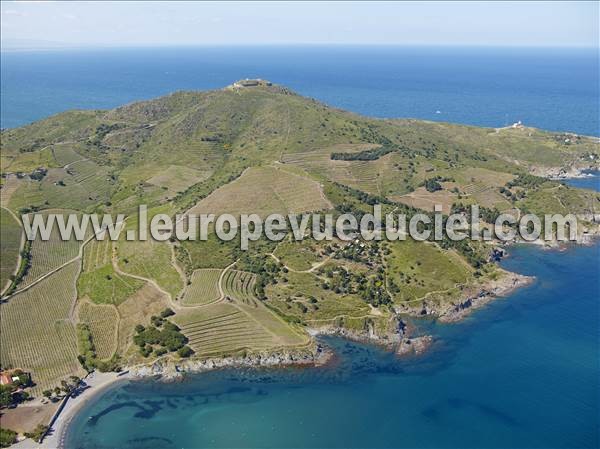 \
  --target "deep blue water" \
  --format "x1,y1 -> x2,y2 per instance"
1,46 -> 599,136
65,243 -> 600,449
564,171 -> 600,191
